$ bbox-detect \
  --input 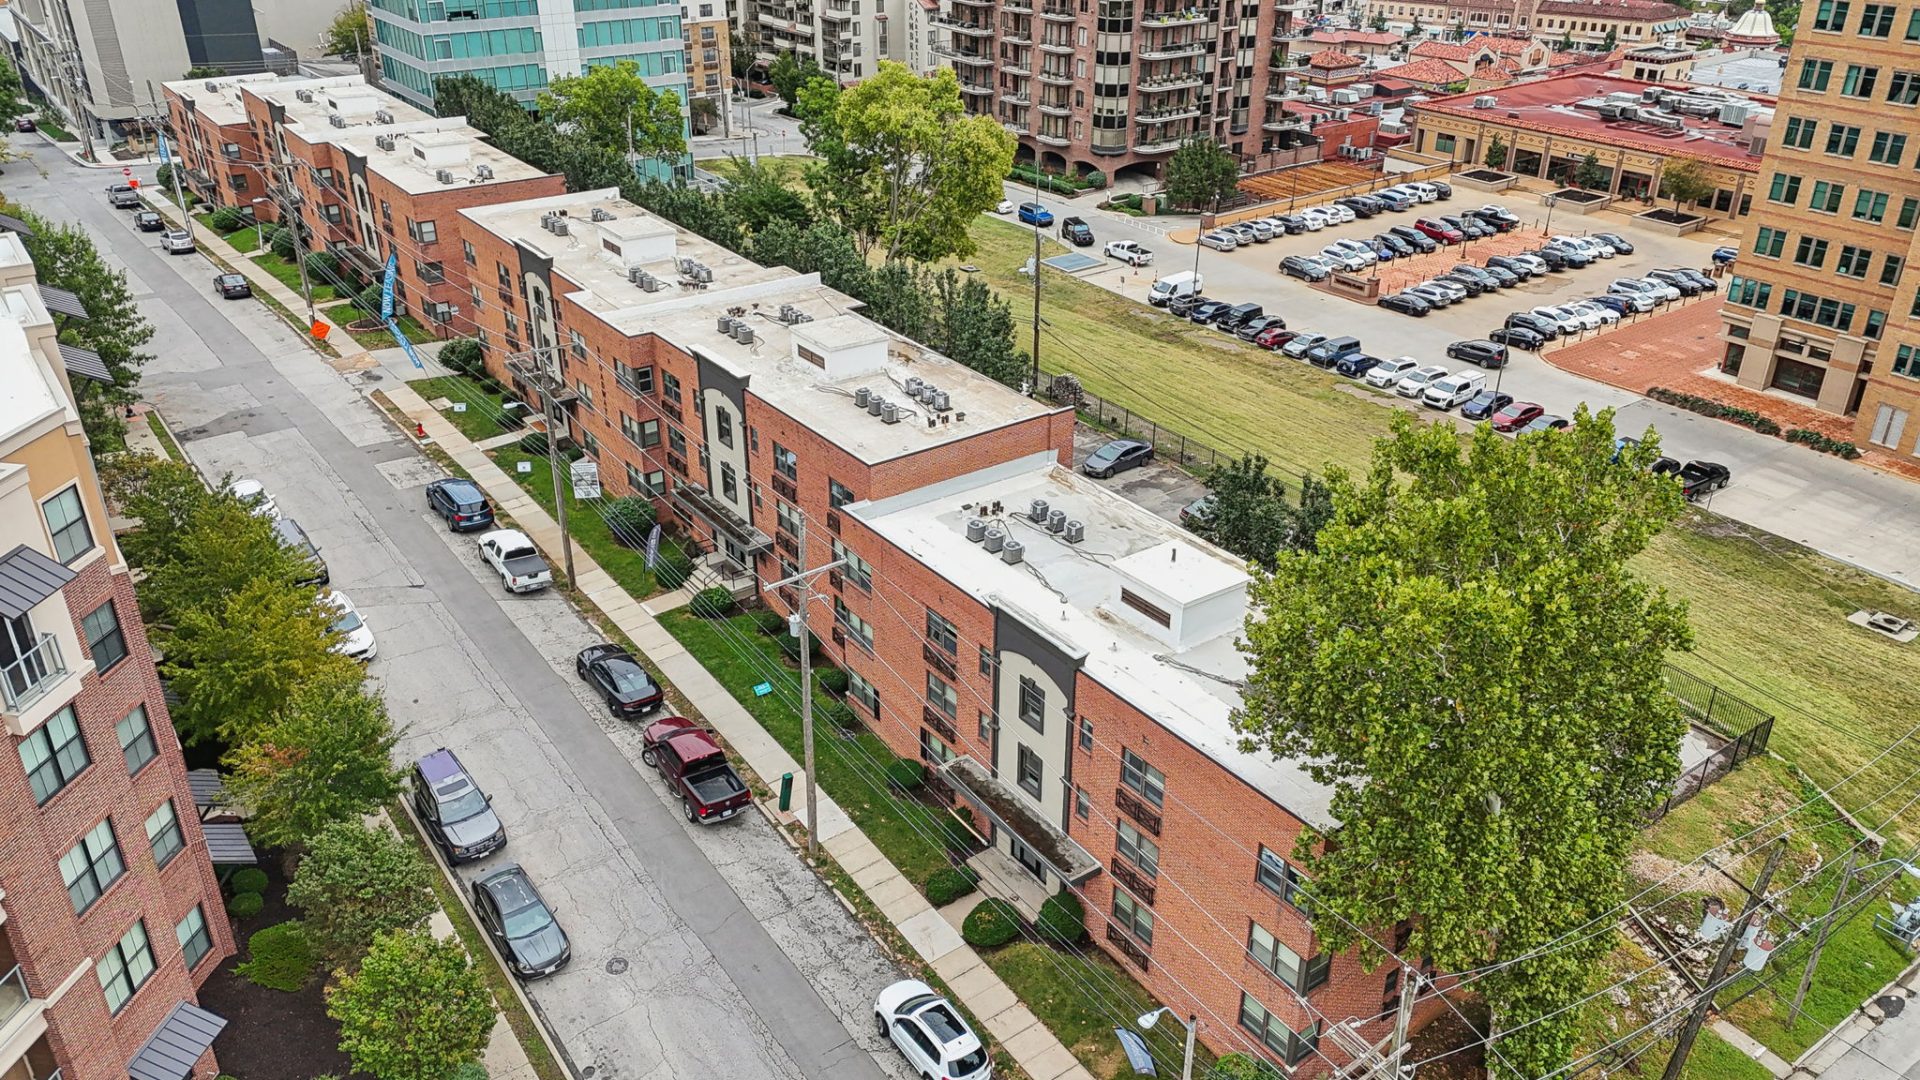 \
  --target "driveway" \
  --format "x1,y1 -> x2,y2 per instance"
21,149 -> 906,1080
1072,425 -> 1210,521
